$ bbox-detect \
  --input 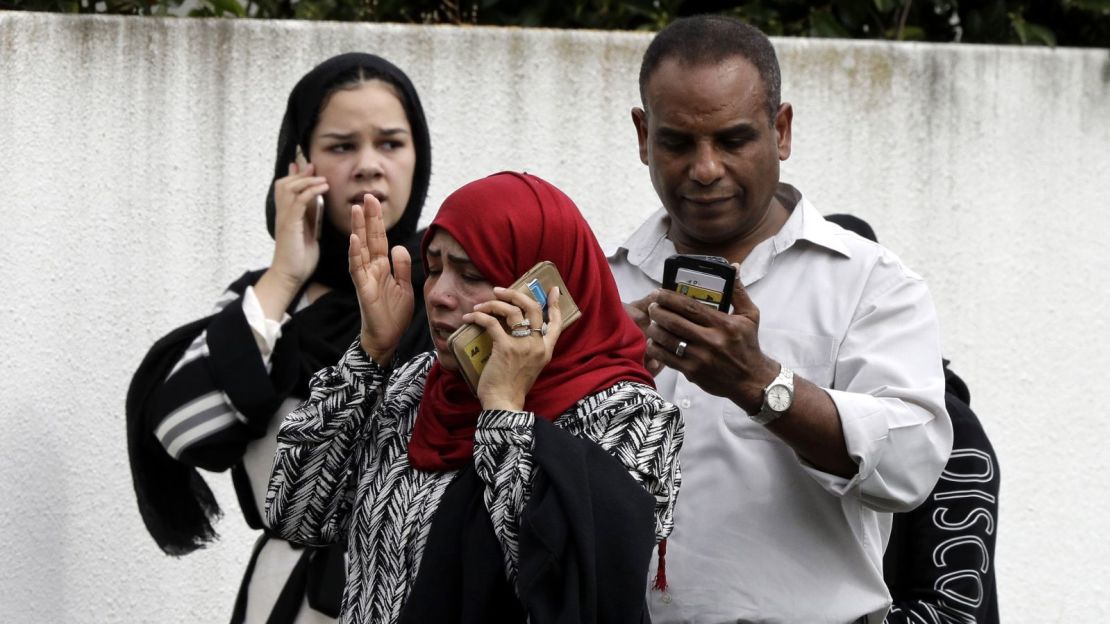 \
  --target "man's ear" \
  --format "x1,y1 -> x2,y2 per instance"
774,102 -> 793,161
632,107 -> 650,165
